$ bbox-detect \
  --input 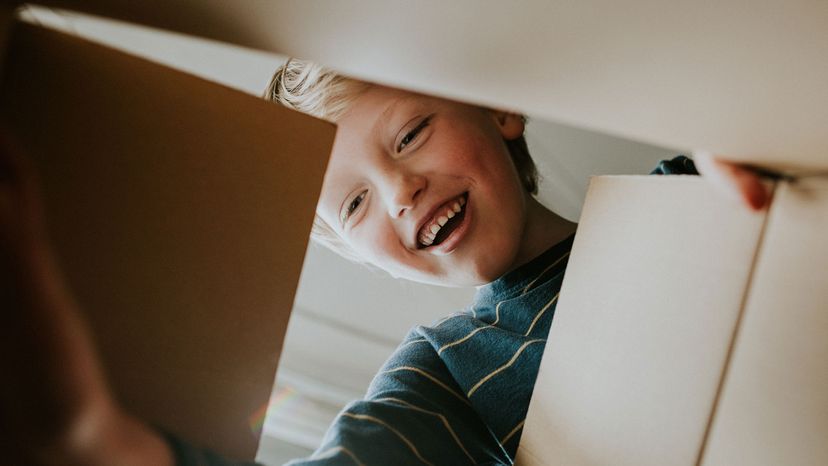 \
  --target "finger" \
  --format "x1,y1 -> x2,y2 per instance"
693,150 -> 771,211
730,164 -> 771,210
